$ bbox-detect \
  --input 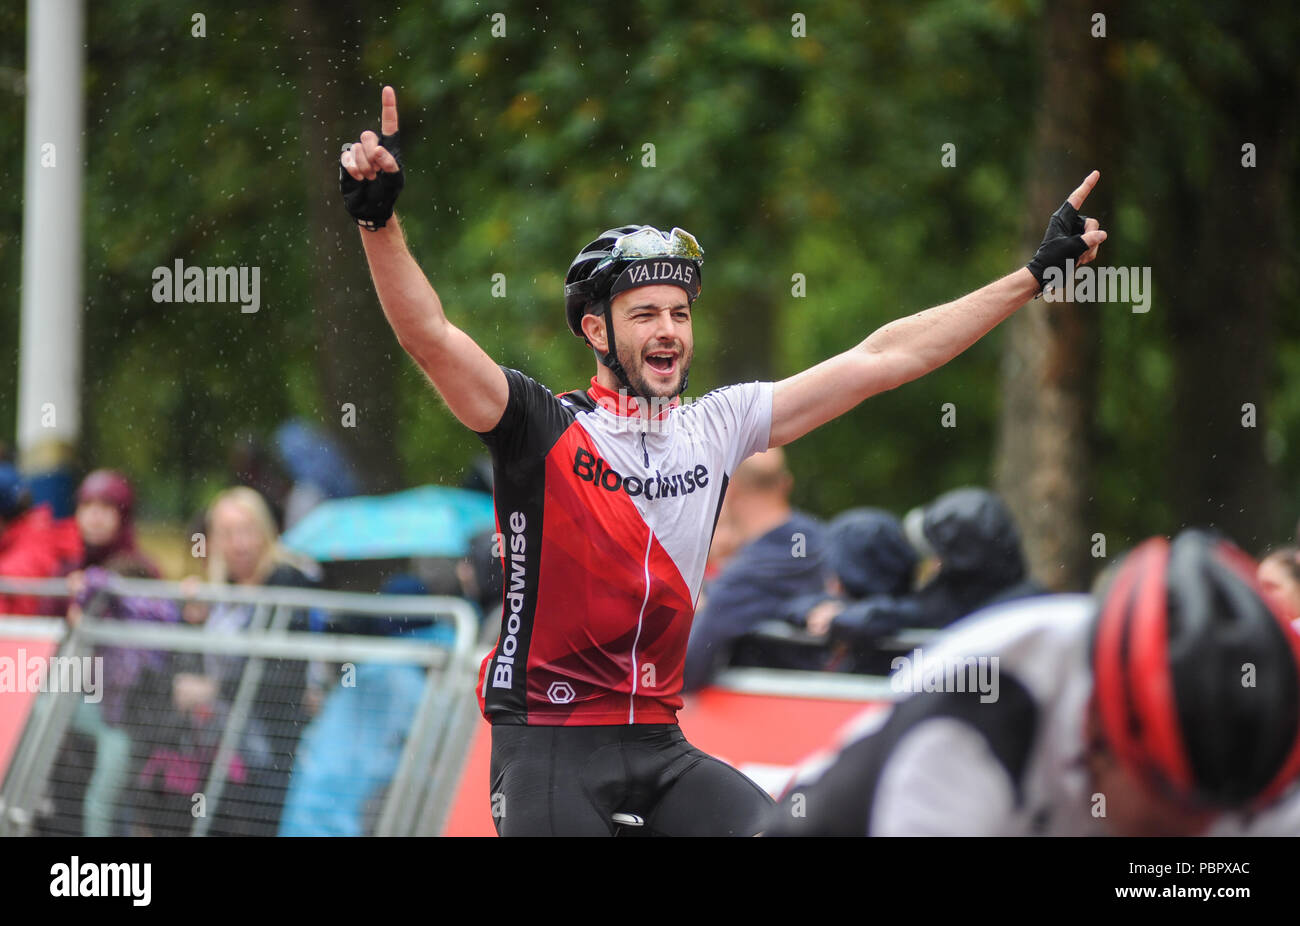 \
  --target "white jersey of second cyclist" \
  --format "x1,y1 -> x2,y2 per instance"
774,594 -> 1300,836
